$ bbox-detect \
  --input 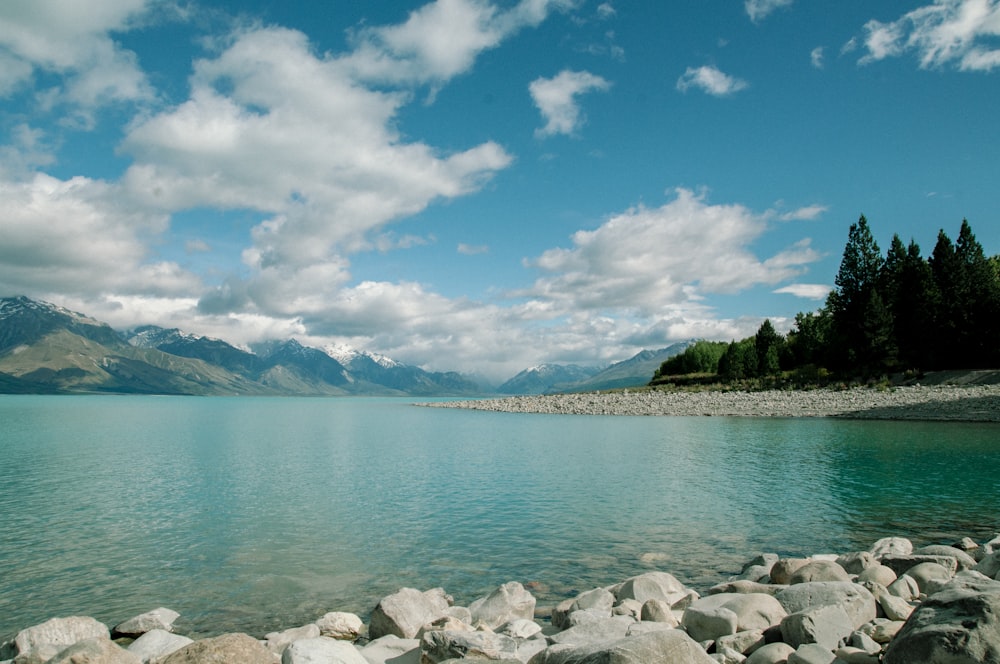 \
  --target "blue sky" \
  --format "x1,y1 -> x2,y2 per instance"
1,0 -> 998,381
